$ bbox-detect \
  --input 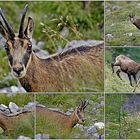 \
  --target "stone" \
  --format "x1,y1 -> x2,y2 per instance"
94,122 -> 105,129
75,124 -> 84,131
106,34 -> 114,41
9,102 -> 19,113
3,108 -> 11,115
65,40 -> 103,50
17,135 -> 32,140
0,104 -> 8,111
35,133 -> 49,139
60,26 -> 69,37
93,133 -> 100,139
66,108 -> 74,115
87,125 -> 97,134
